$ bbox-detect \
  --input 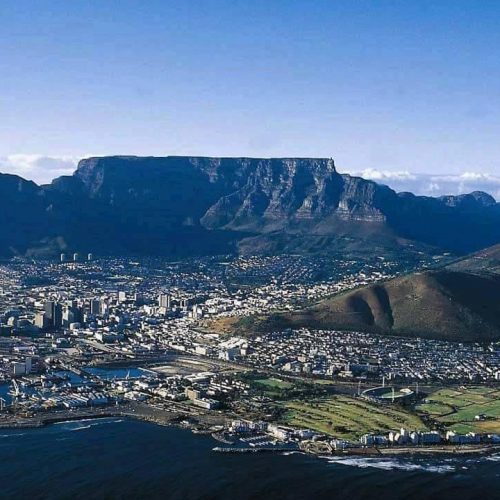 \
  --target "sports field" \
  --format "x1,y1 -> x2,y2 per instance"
254,377 -> 294,390
416,386 -> 500,434
282,395 -> 427,440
